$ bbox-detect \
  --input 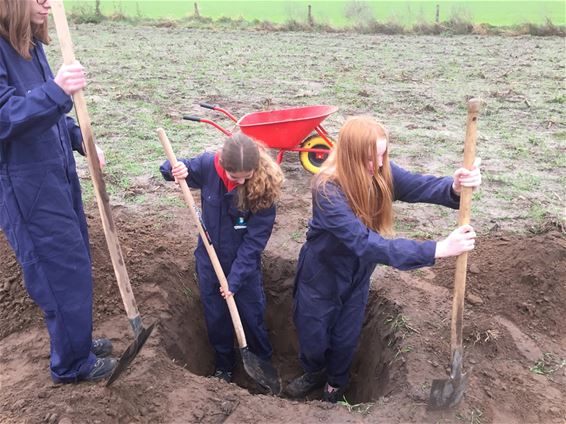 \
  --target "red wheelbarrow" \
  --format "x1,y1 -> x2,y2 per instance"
183,102 -> 337,173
